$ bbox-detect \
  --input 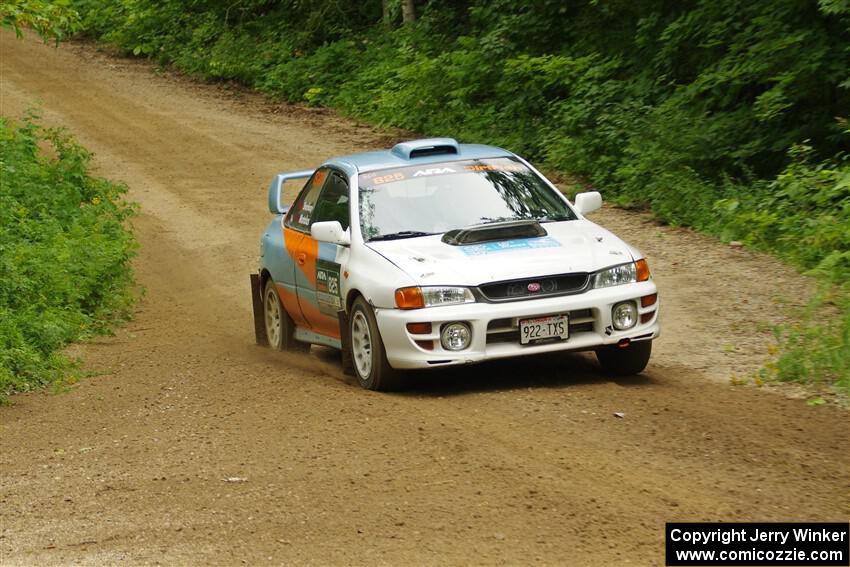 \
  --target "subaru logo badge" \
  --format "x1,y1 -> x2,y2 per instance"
527,282 -> 541,292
